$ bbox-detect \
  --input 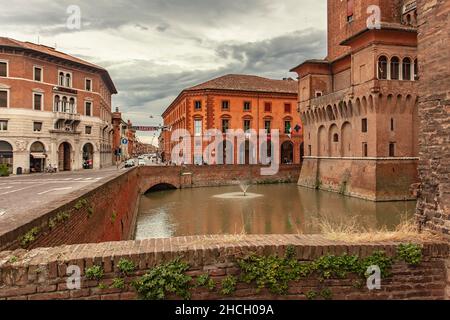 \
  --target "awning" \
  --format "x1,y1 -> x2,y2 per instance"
31,153 -> 46,159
